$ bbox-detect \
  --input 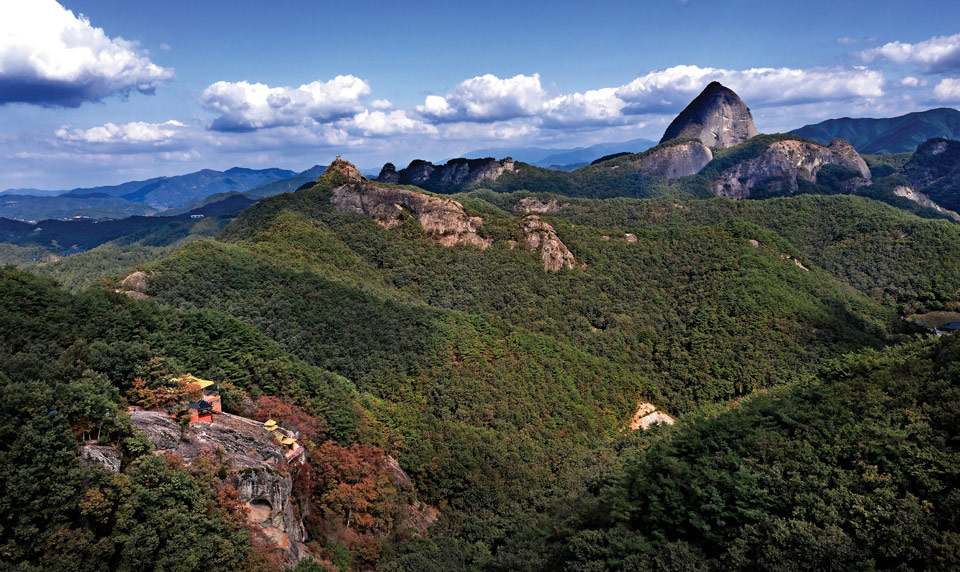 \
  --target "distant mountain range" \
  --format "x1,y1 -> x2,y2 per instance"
791,108 -> 960,154
0,165 -> 326,222
0,193 -> 157,222
459,138 -> 657,170
61,166 -> 298,208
